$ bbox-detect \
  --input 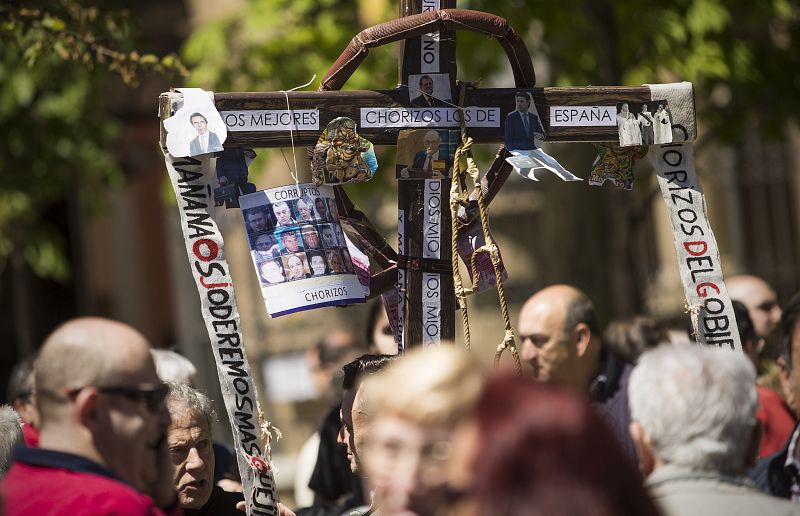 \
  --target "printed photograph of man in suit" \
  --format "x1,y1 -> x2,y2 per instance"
411,130 -> 452,177
189,112 -> 223,156
503,92 -> 545,151
410,75 -> 446,108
